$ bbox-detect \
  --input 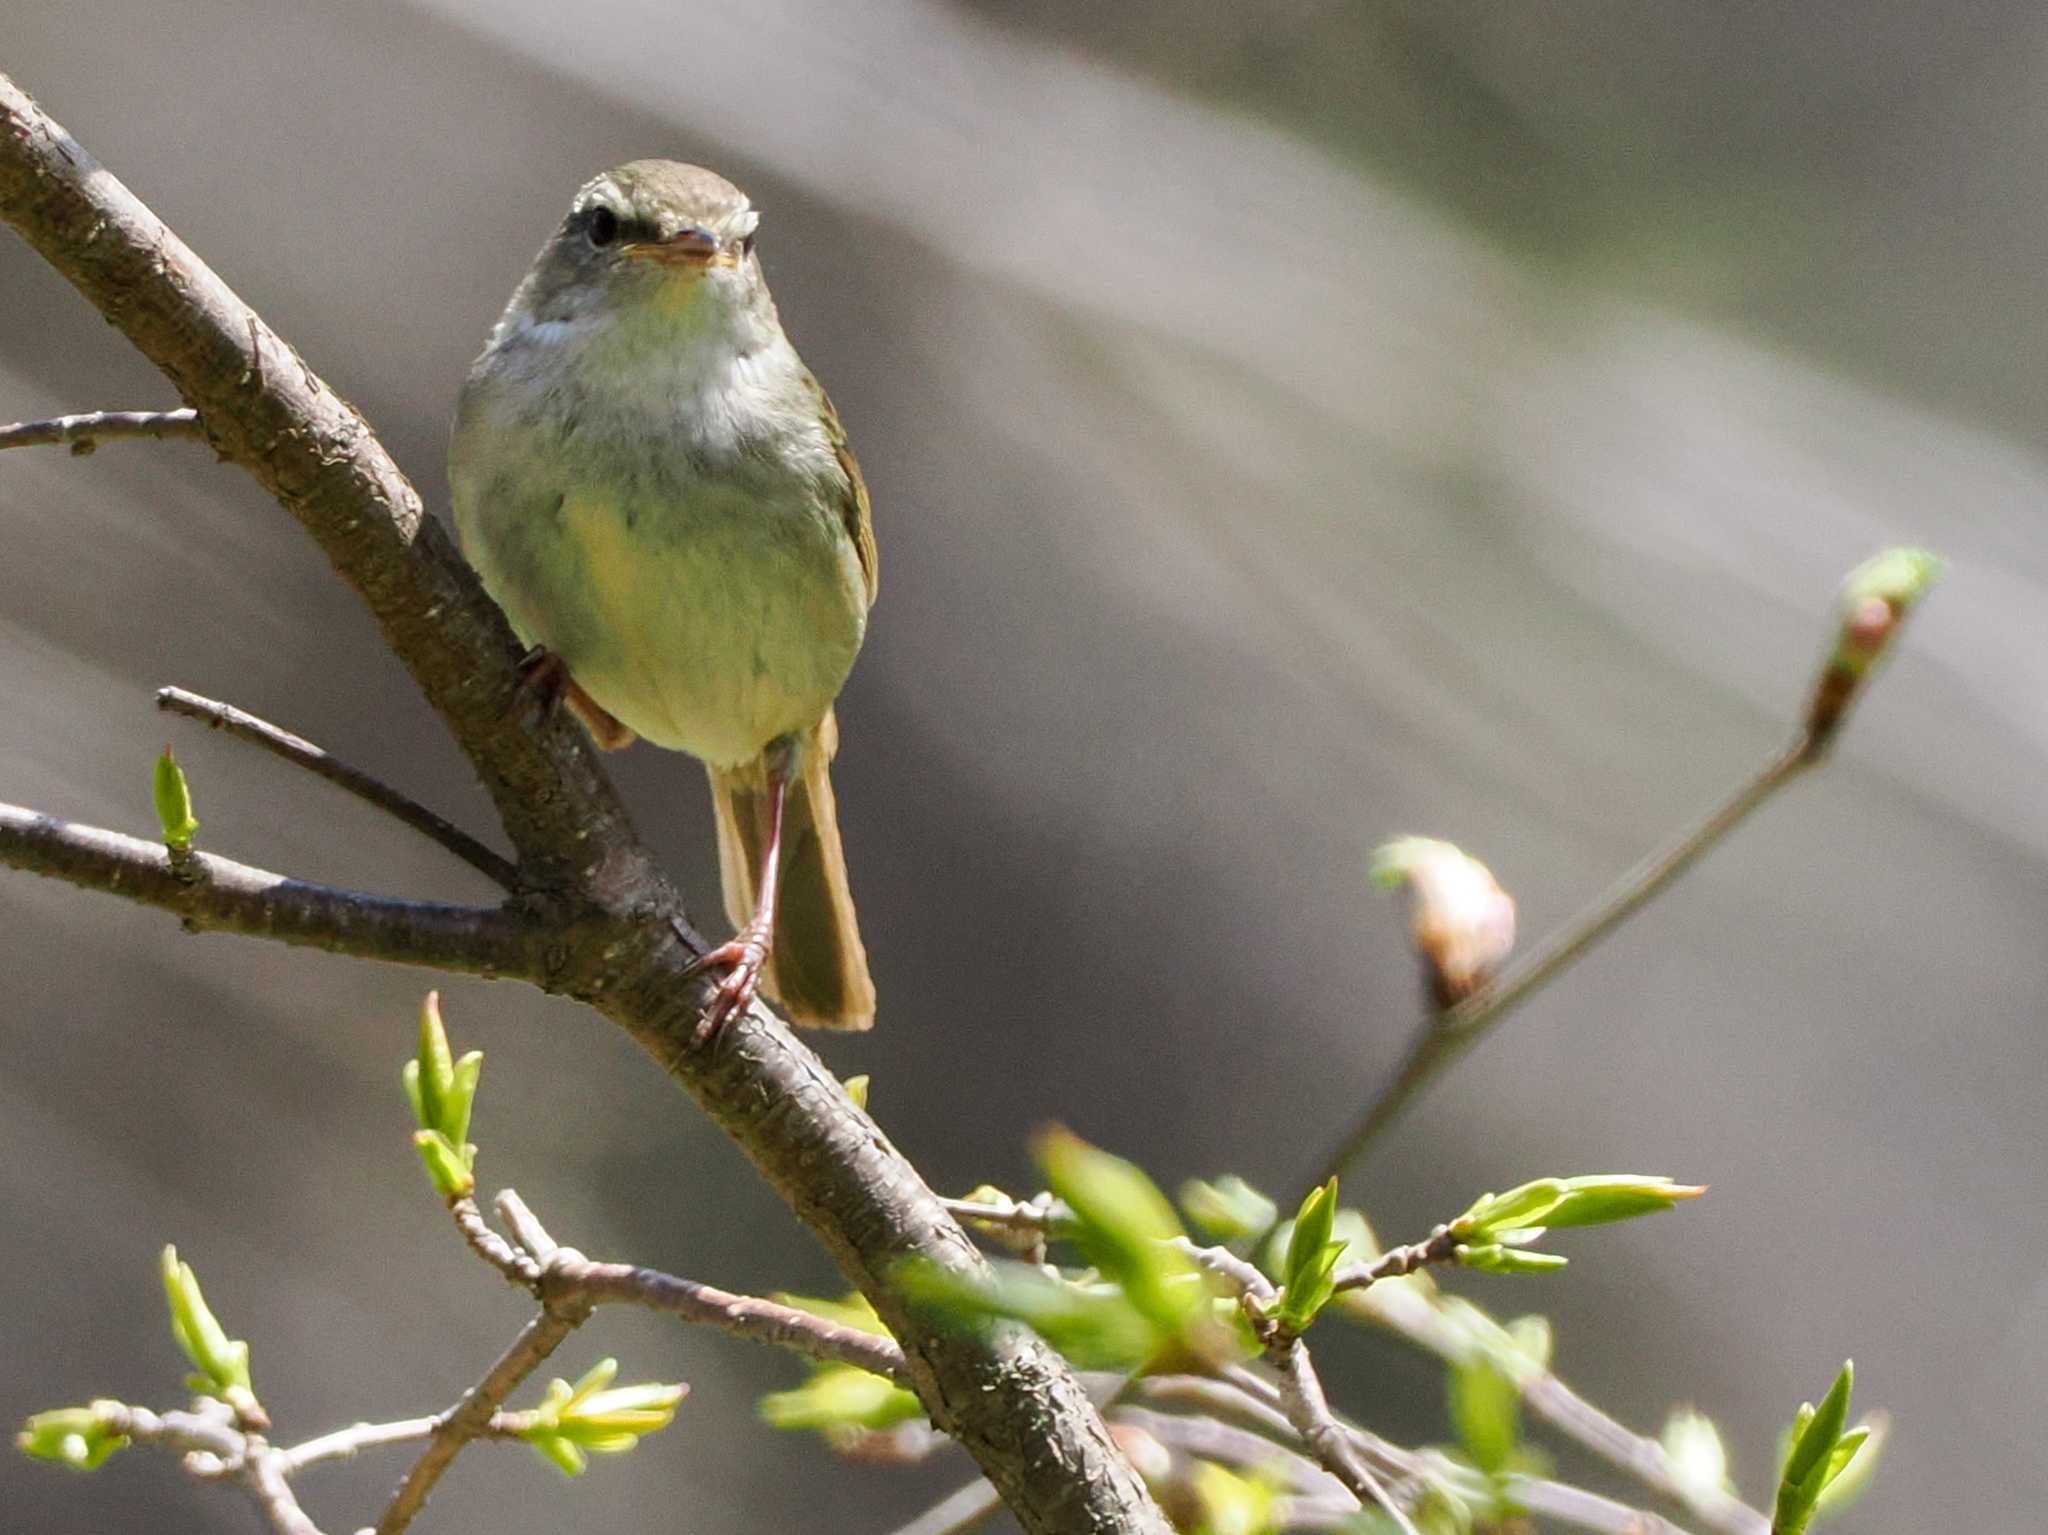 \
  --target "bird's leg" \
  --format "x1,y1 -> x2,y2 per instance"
511,647 -> 636,749
683,757 -> 788,1042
